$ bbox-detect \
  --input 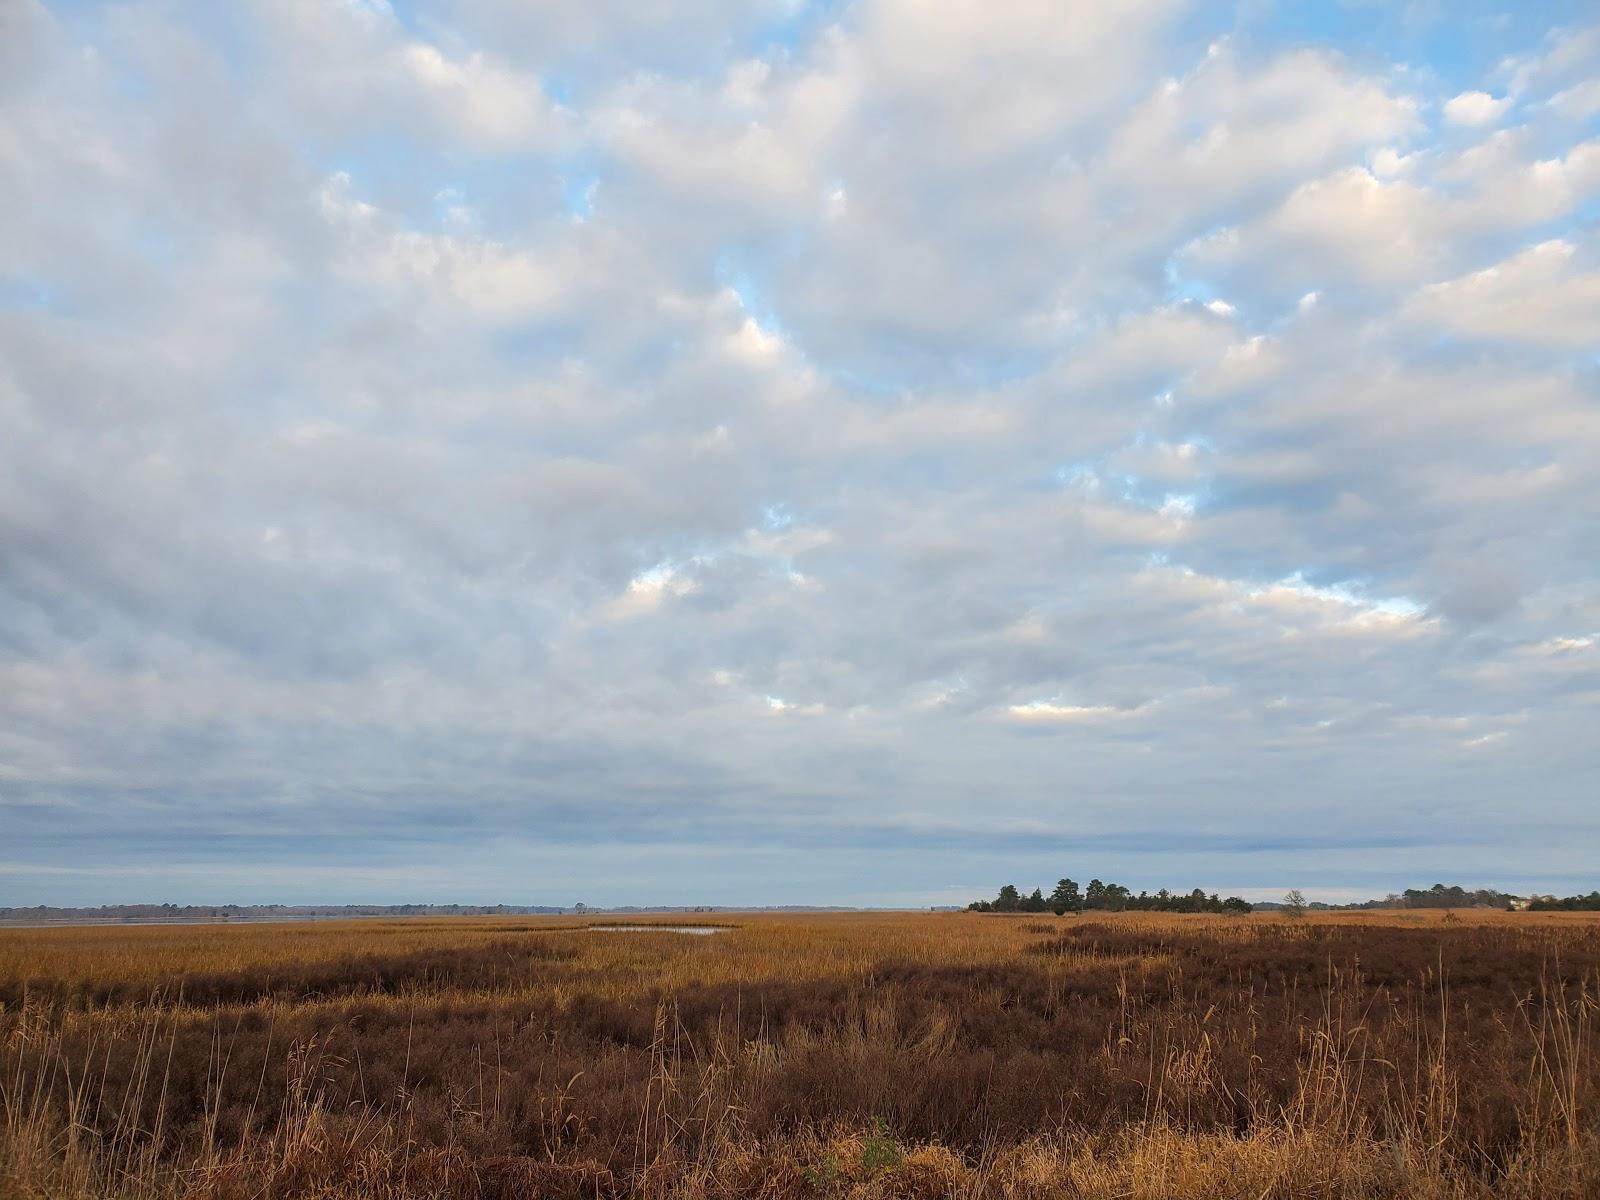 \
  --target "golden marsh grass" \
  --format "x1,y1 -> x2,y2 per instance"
2,909 -> 1597,1197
